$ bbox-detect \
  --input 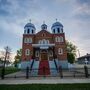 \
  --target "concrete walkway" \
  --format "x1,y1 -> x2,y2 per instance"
0,78 -> 90,84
